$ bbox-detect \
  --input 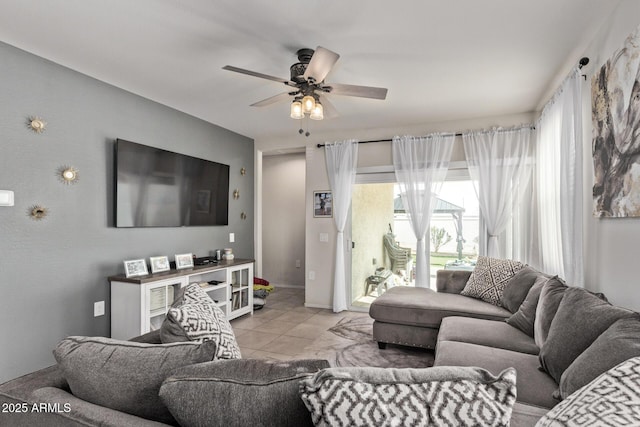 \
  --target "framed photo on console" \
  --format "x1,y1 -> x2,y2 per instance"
123,259 -> 149,278
175,253 -> 194,270
149,256 -> 170,273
